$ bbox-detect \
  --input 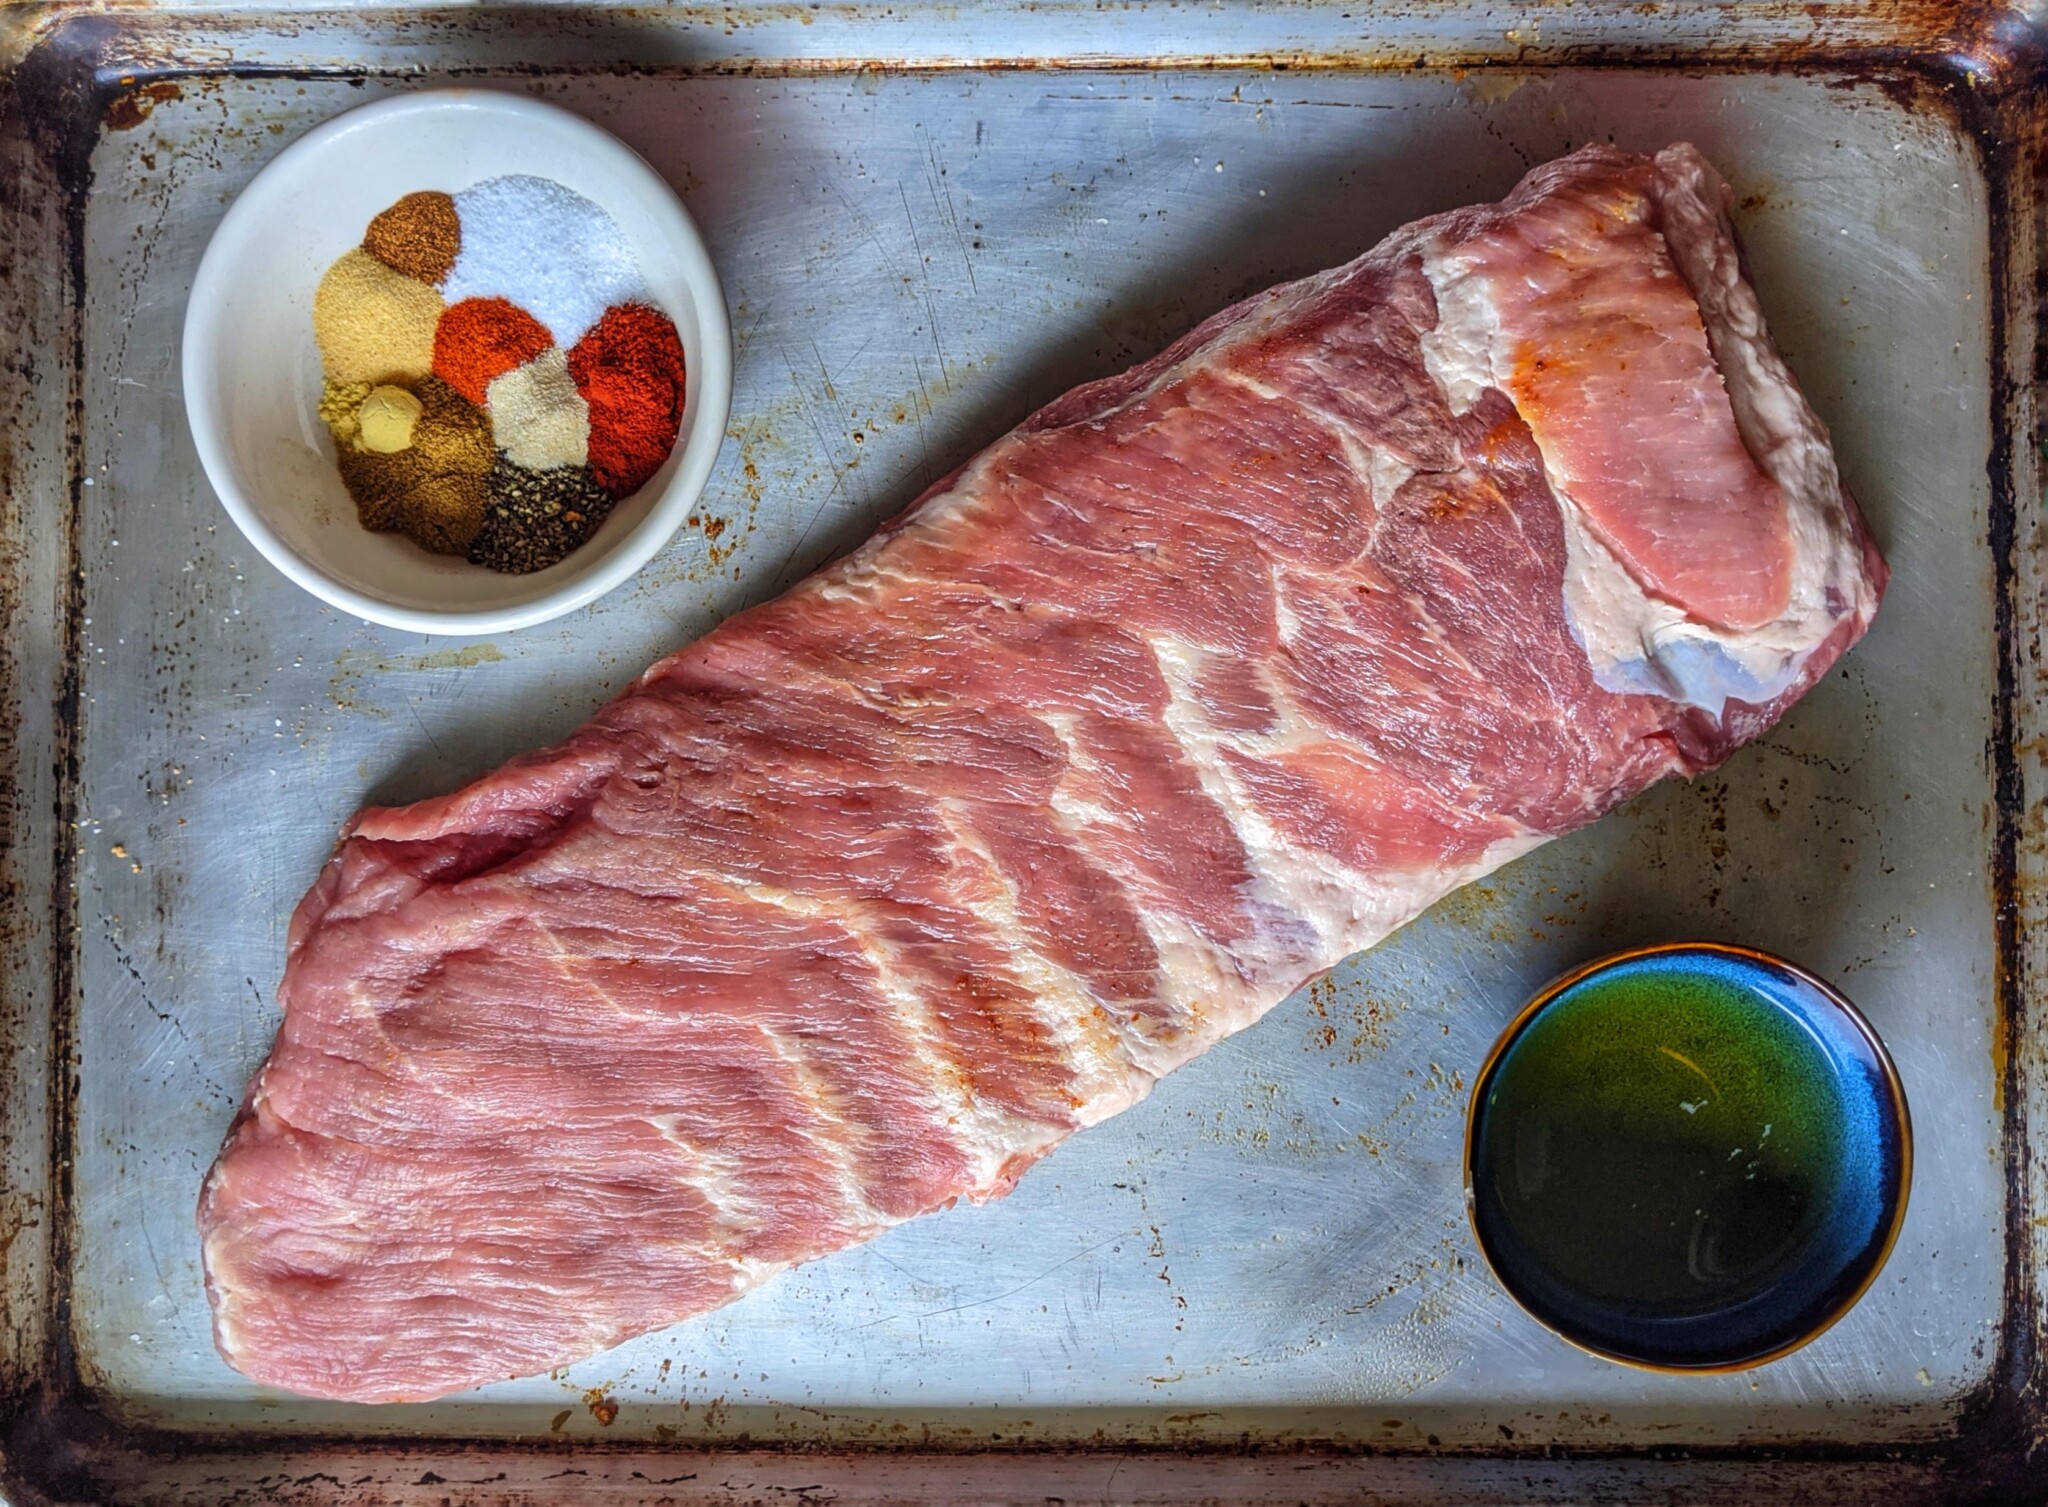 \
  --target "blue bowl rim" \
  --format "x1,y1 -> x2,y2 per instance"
1462,940 -> 1915,1375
